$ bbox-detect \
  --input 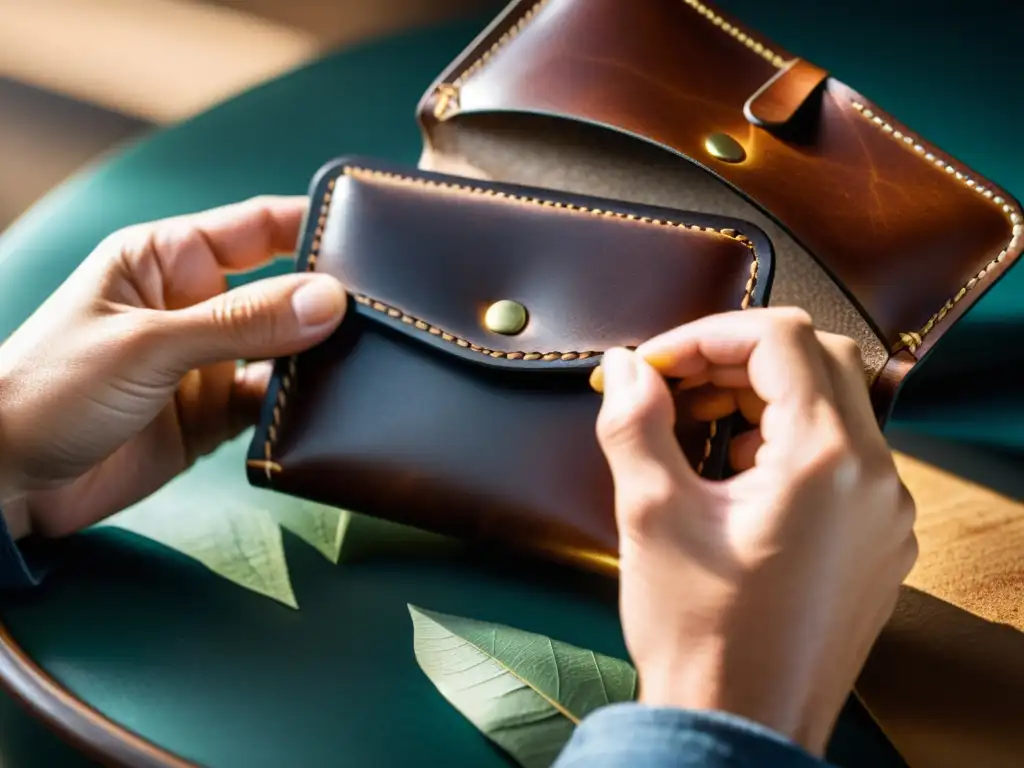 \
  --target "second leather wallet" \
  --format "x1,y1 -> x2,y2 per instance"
247,156 -> 774,573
